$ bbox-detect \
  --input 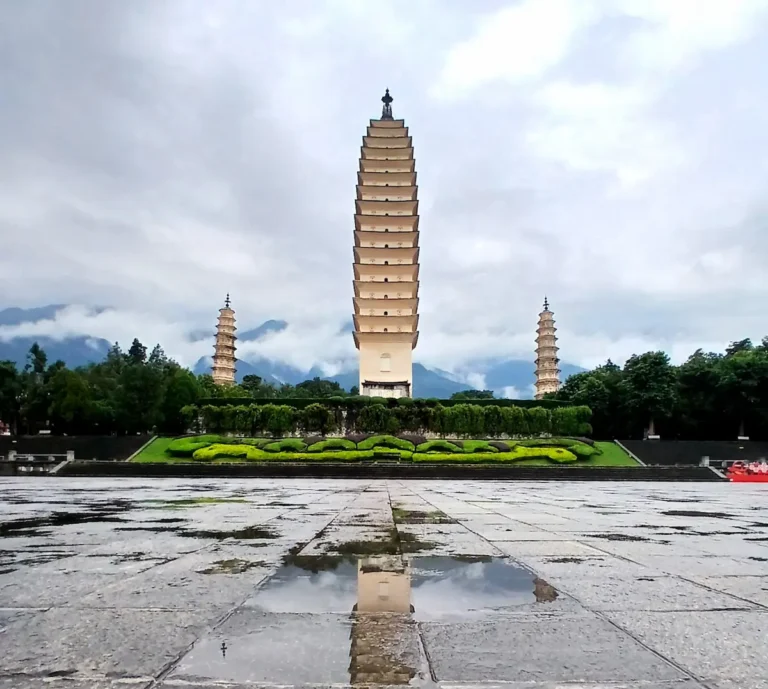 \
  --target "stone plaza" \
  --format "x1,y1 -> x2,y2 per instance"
0,477 -> 766,688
